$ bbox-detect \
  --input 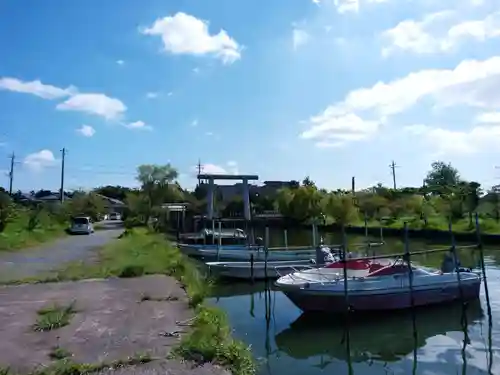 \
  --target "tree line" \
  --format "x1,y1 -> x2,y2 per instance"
3,160 -> 500,237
